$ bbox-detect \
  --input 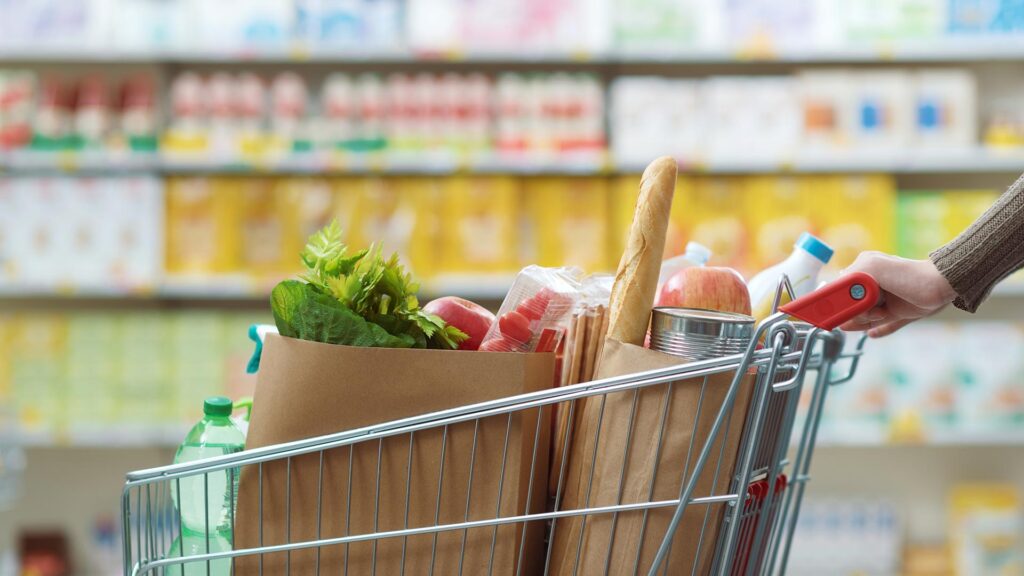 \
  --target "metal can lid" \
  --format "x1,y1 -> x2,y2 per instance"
650,307 -> 755,341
